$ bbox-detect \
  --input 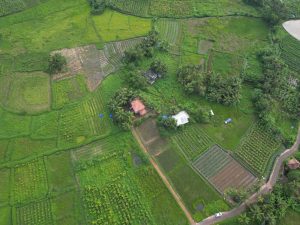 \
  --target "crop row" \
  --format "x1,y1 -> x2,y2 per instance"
192,145 -> 232,178
171,124 -> 214,160
107,0 -> 150,16
13,159 -> 48,203
280,36 -> 300,72
82,181 -> 153,225
235,124 -> 281,175
16,199 -> 53,225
